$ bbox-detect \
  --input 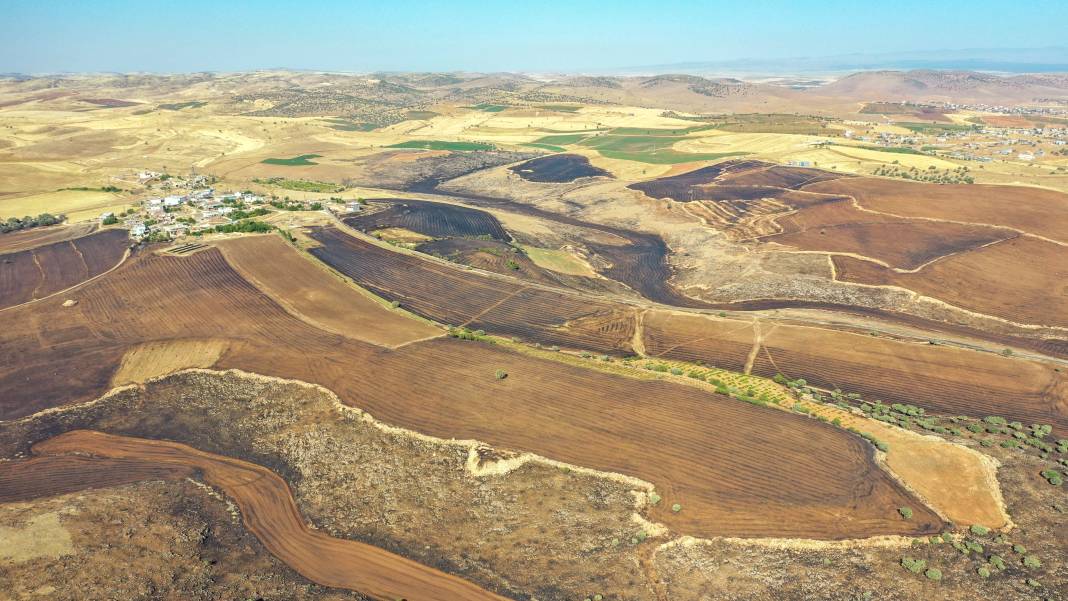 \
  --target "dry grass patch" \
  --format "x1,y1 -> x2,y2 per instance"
112,338 -> 229,386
